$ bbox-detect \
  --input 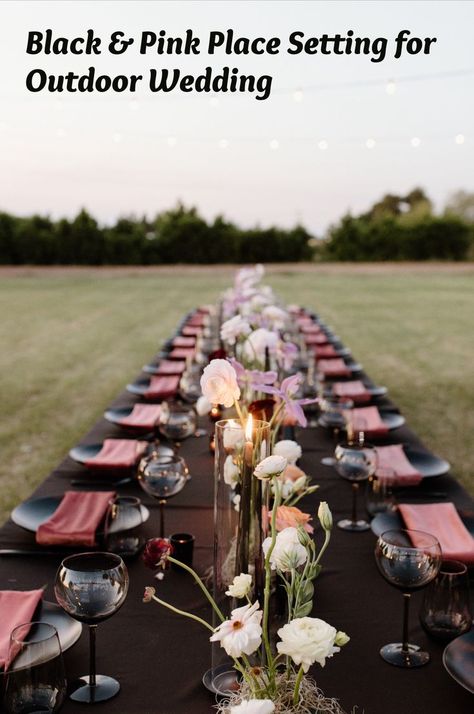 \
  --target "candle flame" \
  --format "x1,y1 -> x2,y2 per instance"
245,413 -> 253,441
